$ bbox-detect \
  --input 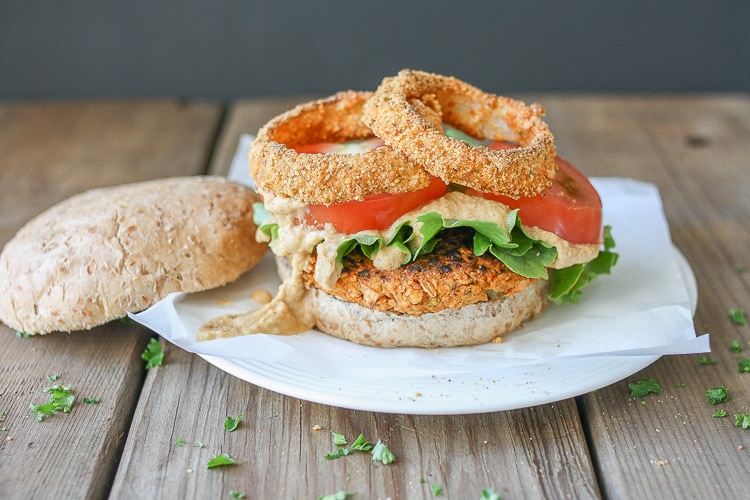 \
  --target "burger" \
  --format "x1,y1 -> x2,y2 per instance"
198,70 -> 617,348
